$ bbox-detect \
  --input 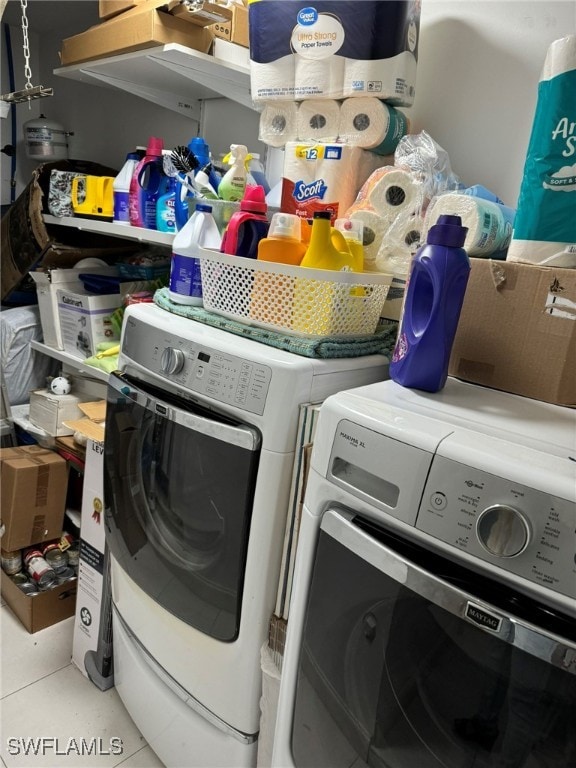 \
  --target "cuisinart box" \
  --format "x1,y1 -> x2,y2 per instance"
56,288 -> 122,358
249,0 -> 420,103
